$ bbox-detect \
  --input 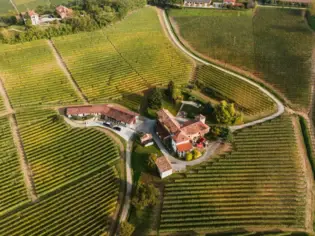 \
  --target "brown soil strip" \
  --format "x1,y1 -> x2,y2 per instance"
47,39 -> 89,105
292,115 -> 314,232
